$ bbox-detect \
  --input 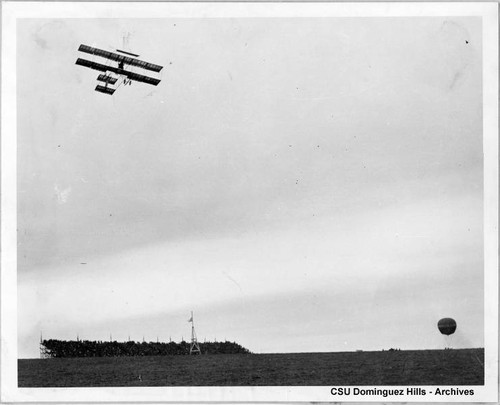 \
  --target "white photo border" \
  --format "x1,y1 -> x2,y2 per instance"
1,2 -> 498,403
